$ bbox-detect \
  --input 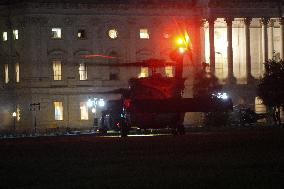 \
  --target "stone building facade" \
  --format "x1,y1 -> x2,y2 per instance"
0,0 -> 283,132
